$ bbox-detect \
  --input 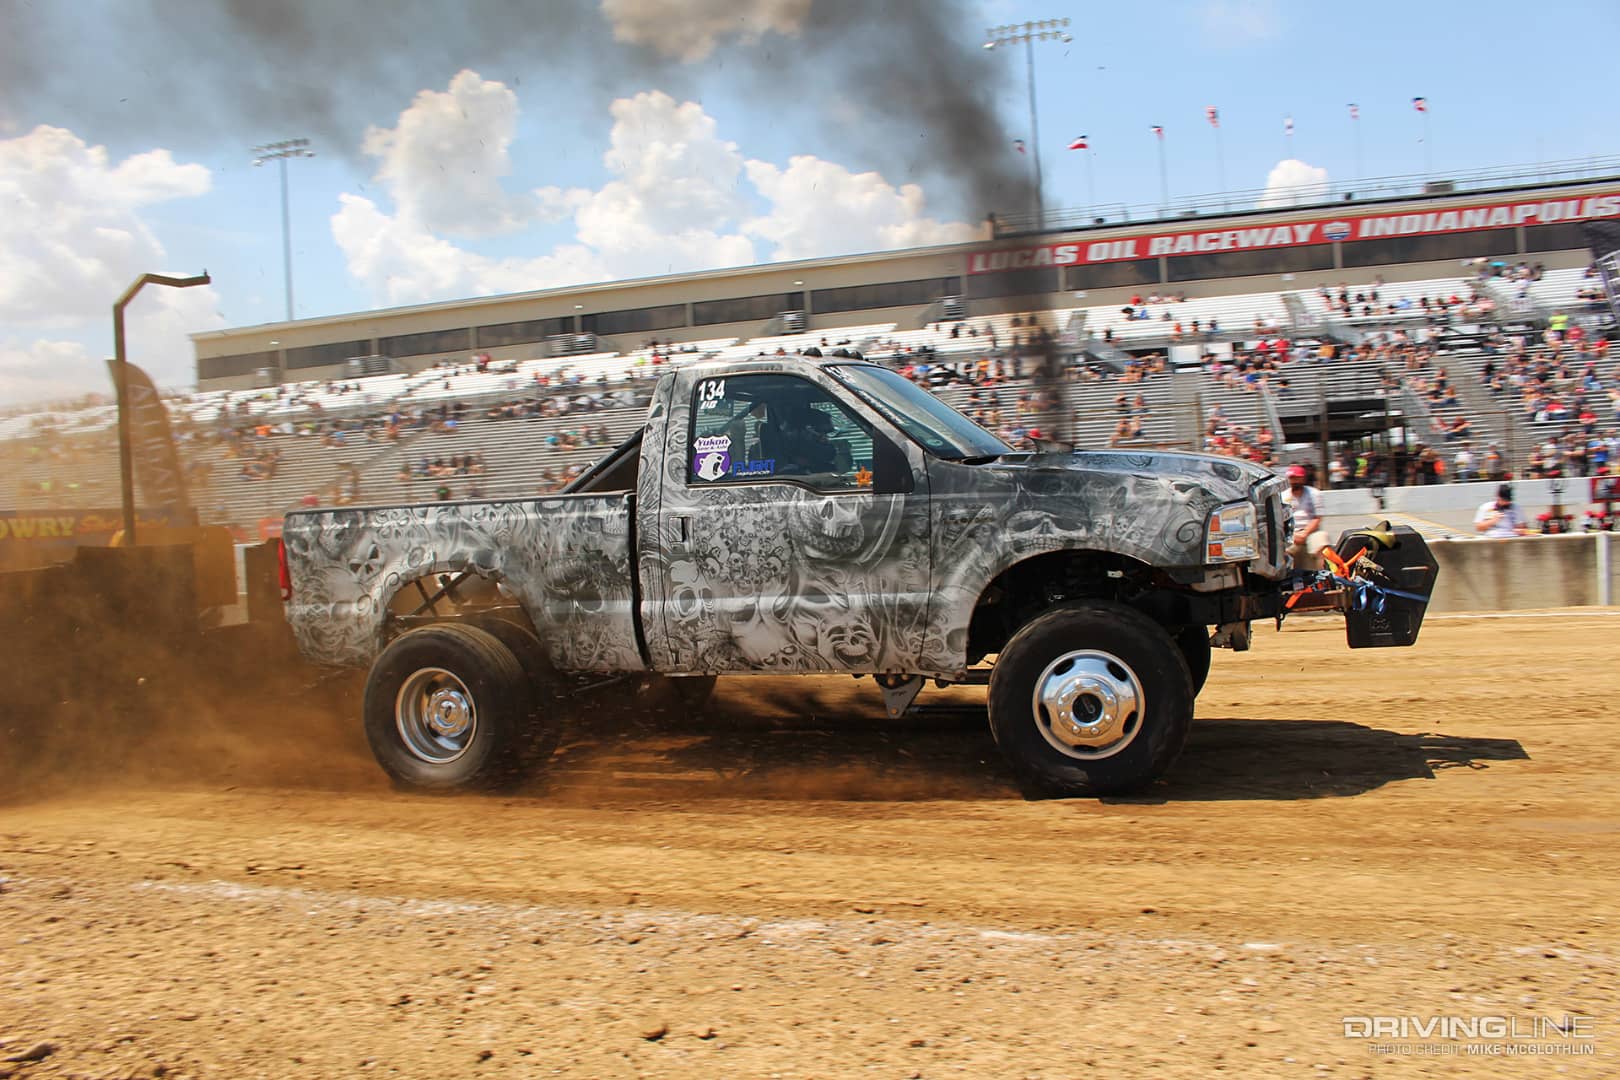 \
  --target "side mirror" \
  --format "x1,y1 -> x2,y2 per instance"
871,435 -> 914,495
